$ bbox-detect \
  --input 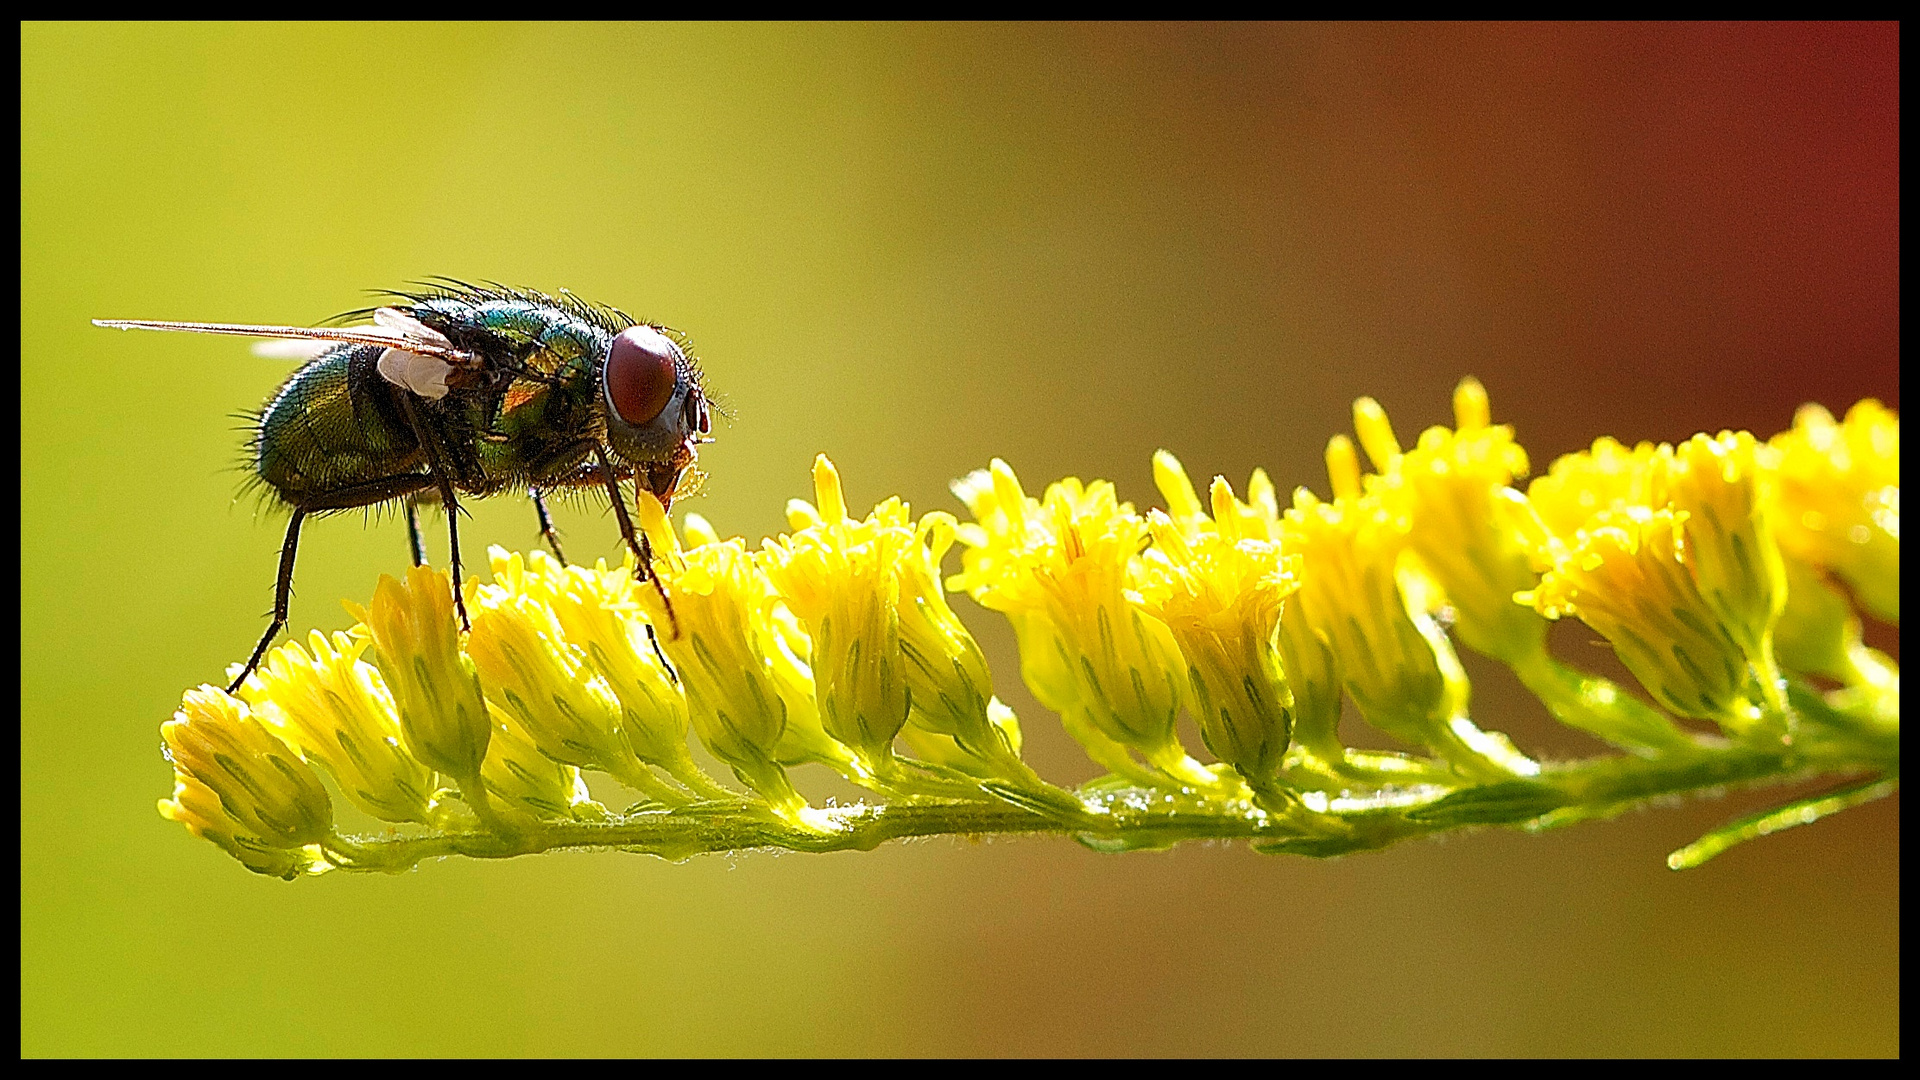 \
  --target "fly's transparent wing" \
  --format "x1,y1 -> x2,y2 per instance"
94,309 -> 470,399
